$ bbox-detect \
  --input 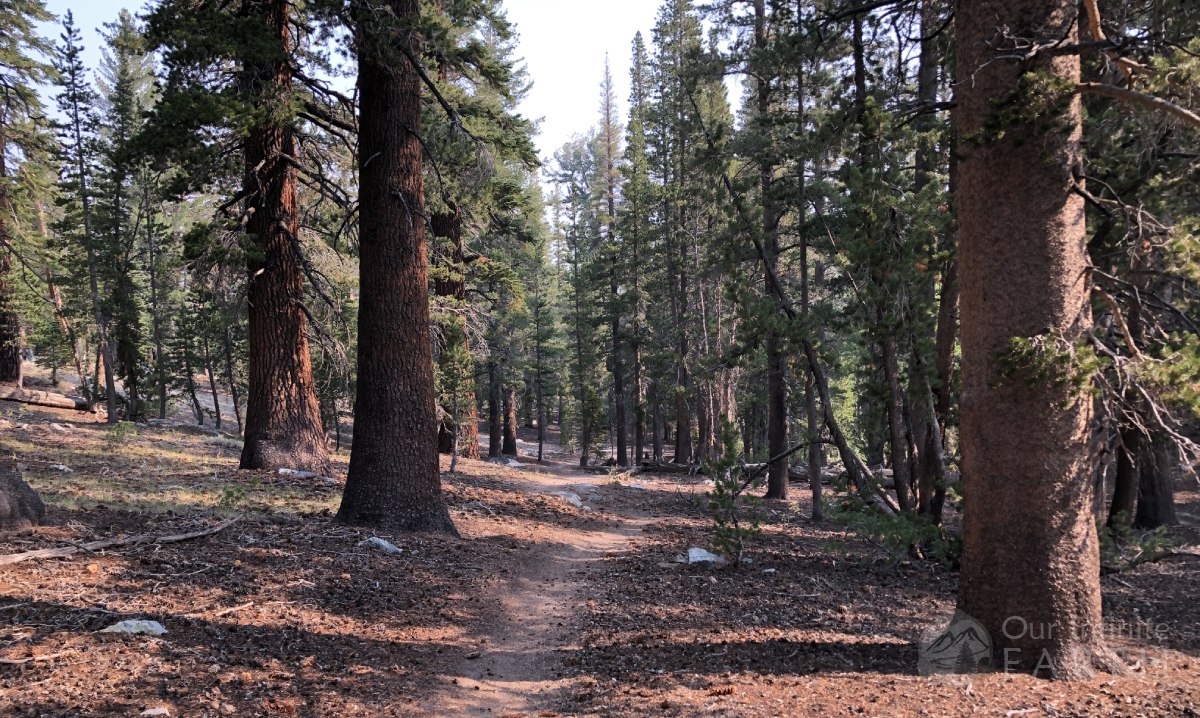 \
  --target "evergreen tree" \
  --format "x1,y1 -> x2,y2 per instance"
0,0 -> 52,388
53,12 -> 121,421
